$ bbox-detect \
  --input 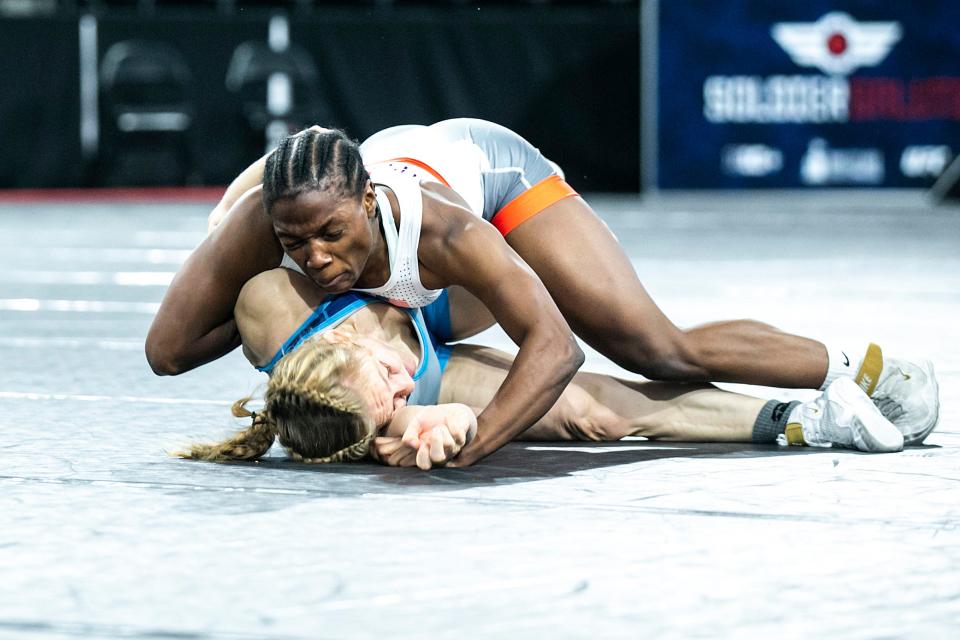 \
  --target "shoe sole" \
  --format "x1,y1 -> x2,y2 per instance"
904,359 -> 939,445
